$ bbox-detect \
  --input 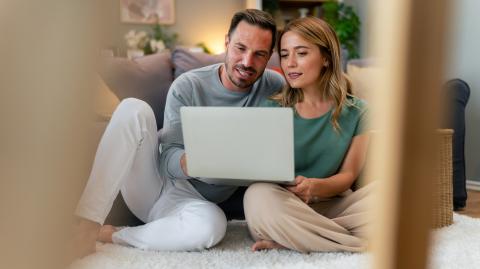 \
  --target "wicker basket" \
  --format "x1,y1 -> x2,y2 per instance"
433,129 -> 454,228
